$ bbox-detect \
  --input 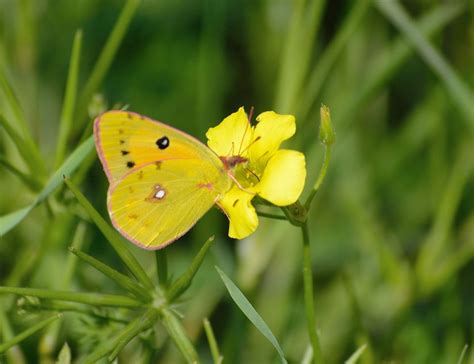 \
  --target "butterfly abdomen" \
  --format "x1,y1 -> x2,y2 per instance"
220,155 -> 248,170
